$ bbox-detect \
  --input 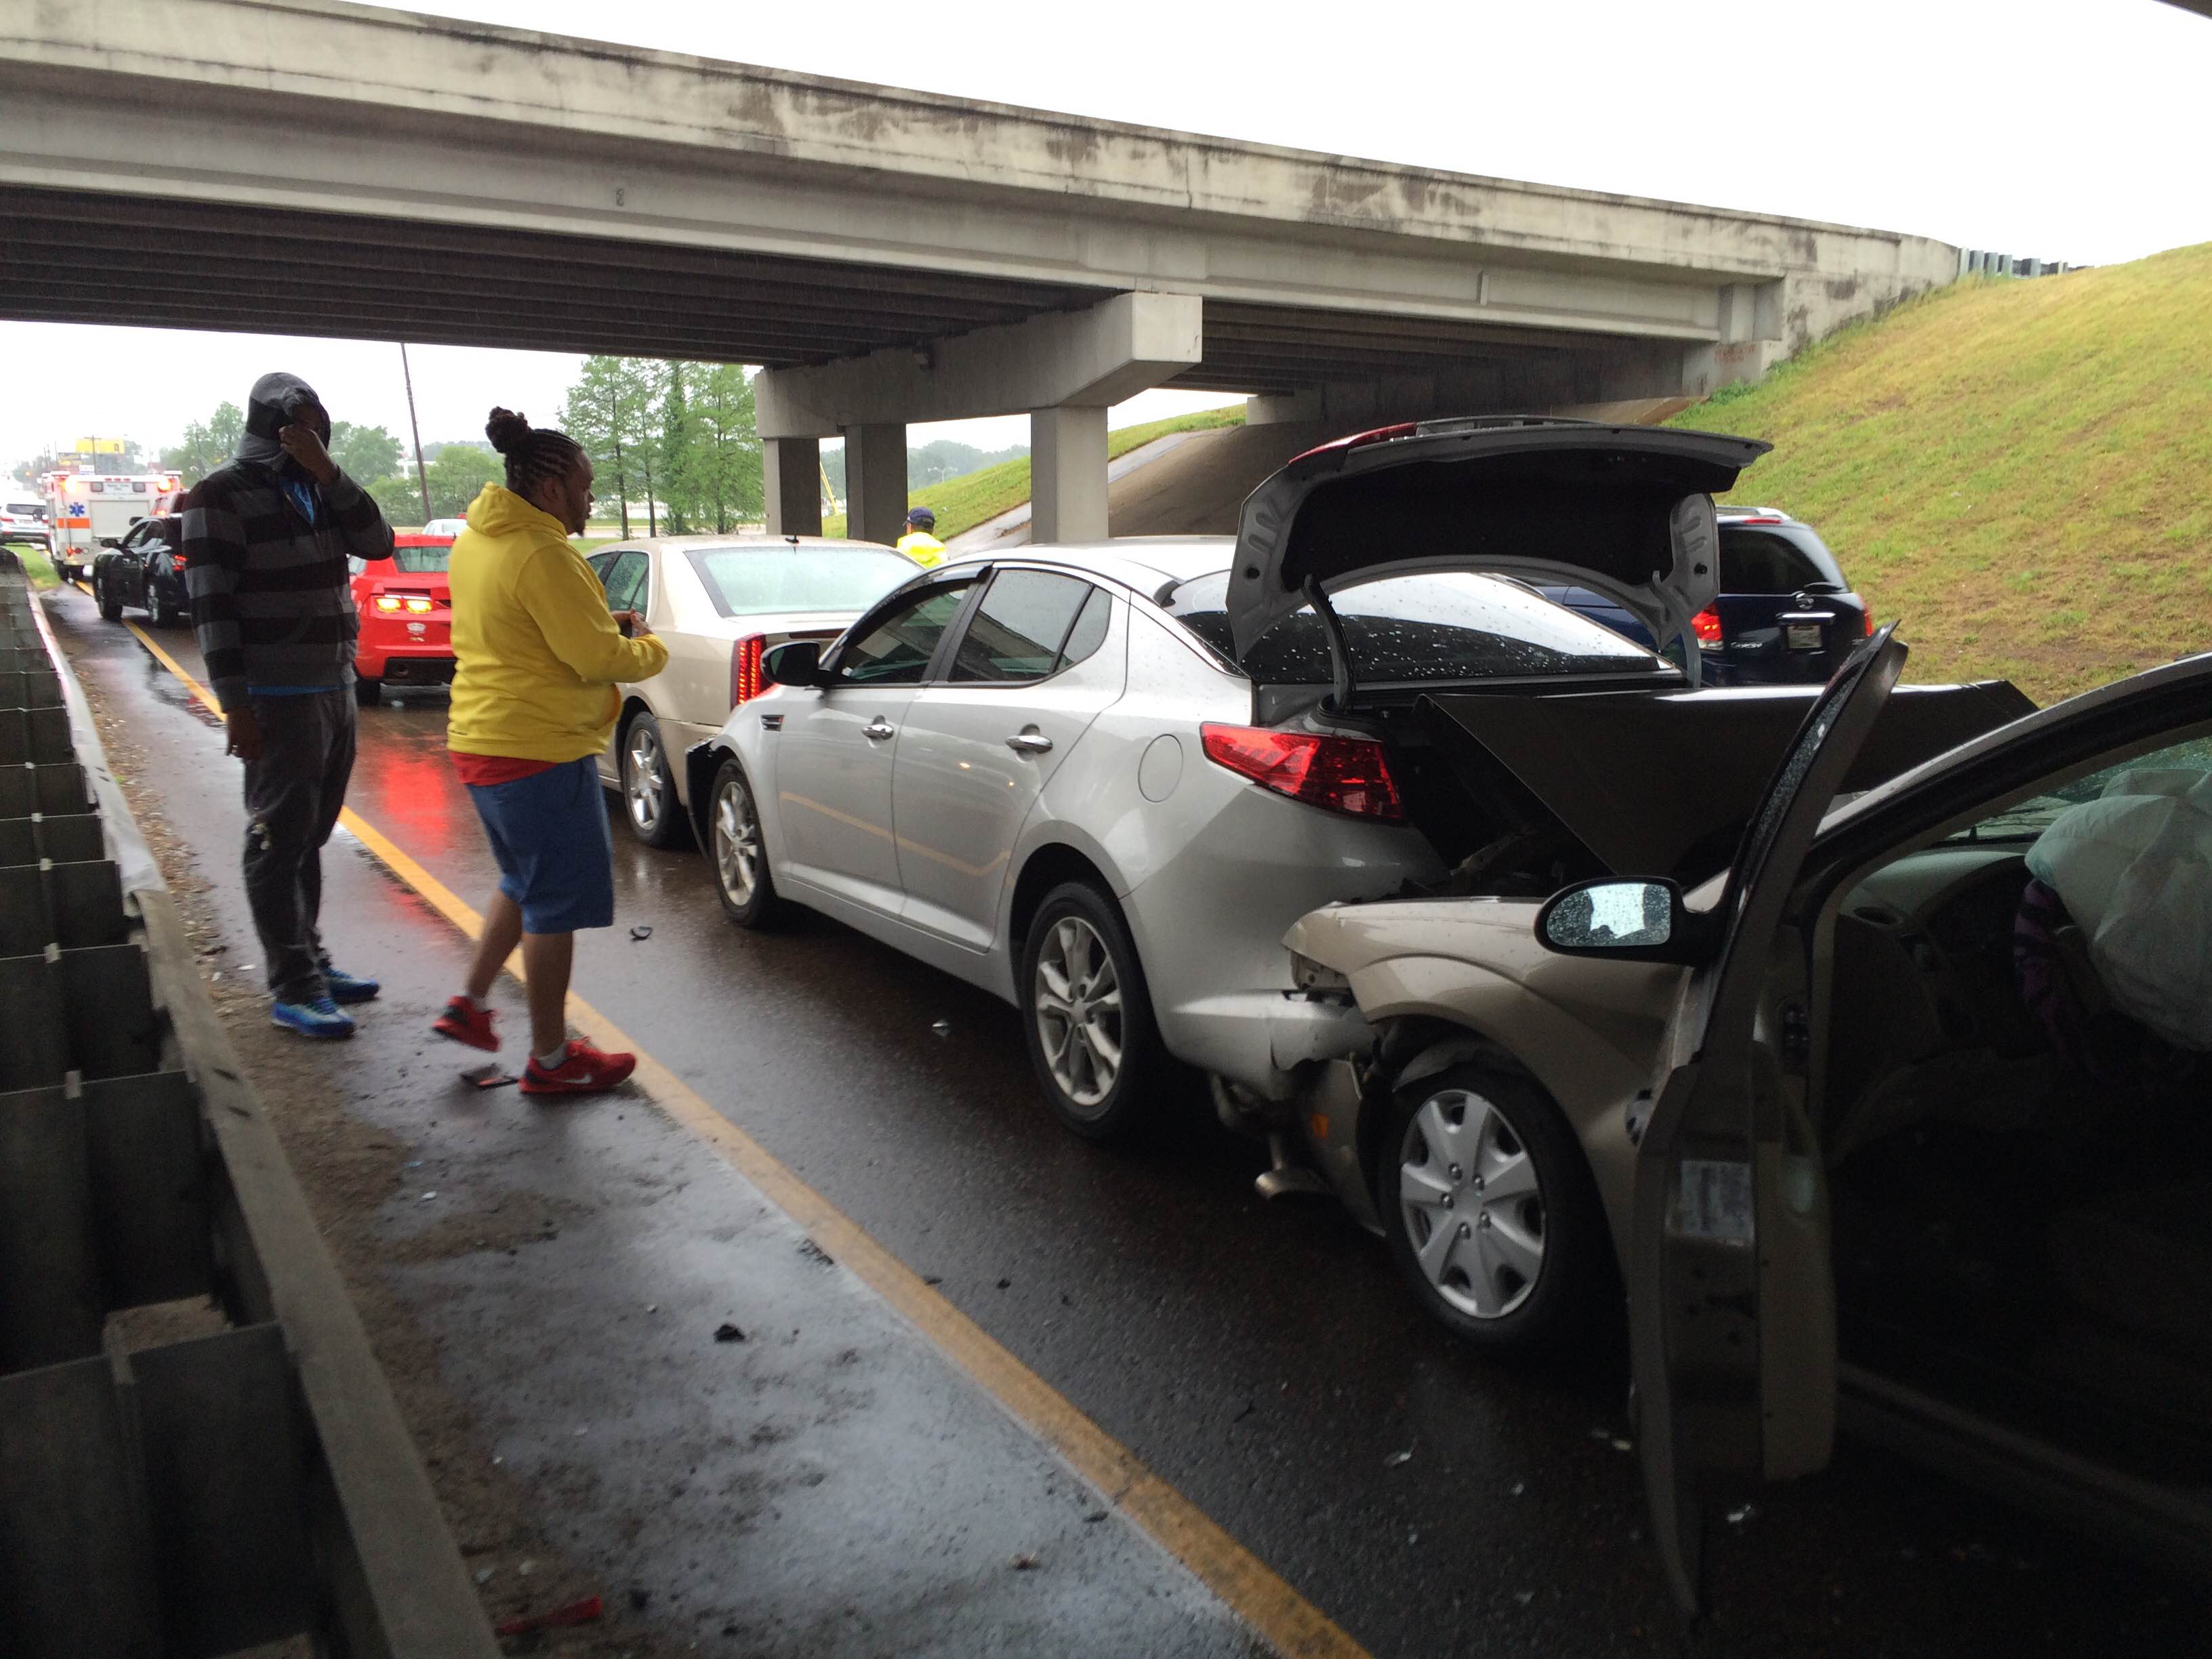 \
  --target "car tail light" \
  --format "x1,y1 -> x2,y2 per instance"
1690,606 -> 1725,651
1861,606 -> 1875,638
374,591 -> 436,613
729,634 -> 765,710
1200,724 -> 1406,823
373,594 -> 401,612
1283,423 -> 1421,476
